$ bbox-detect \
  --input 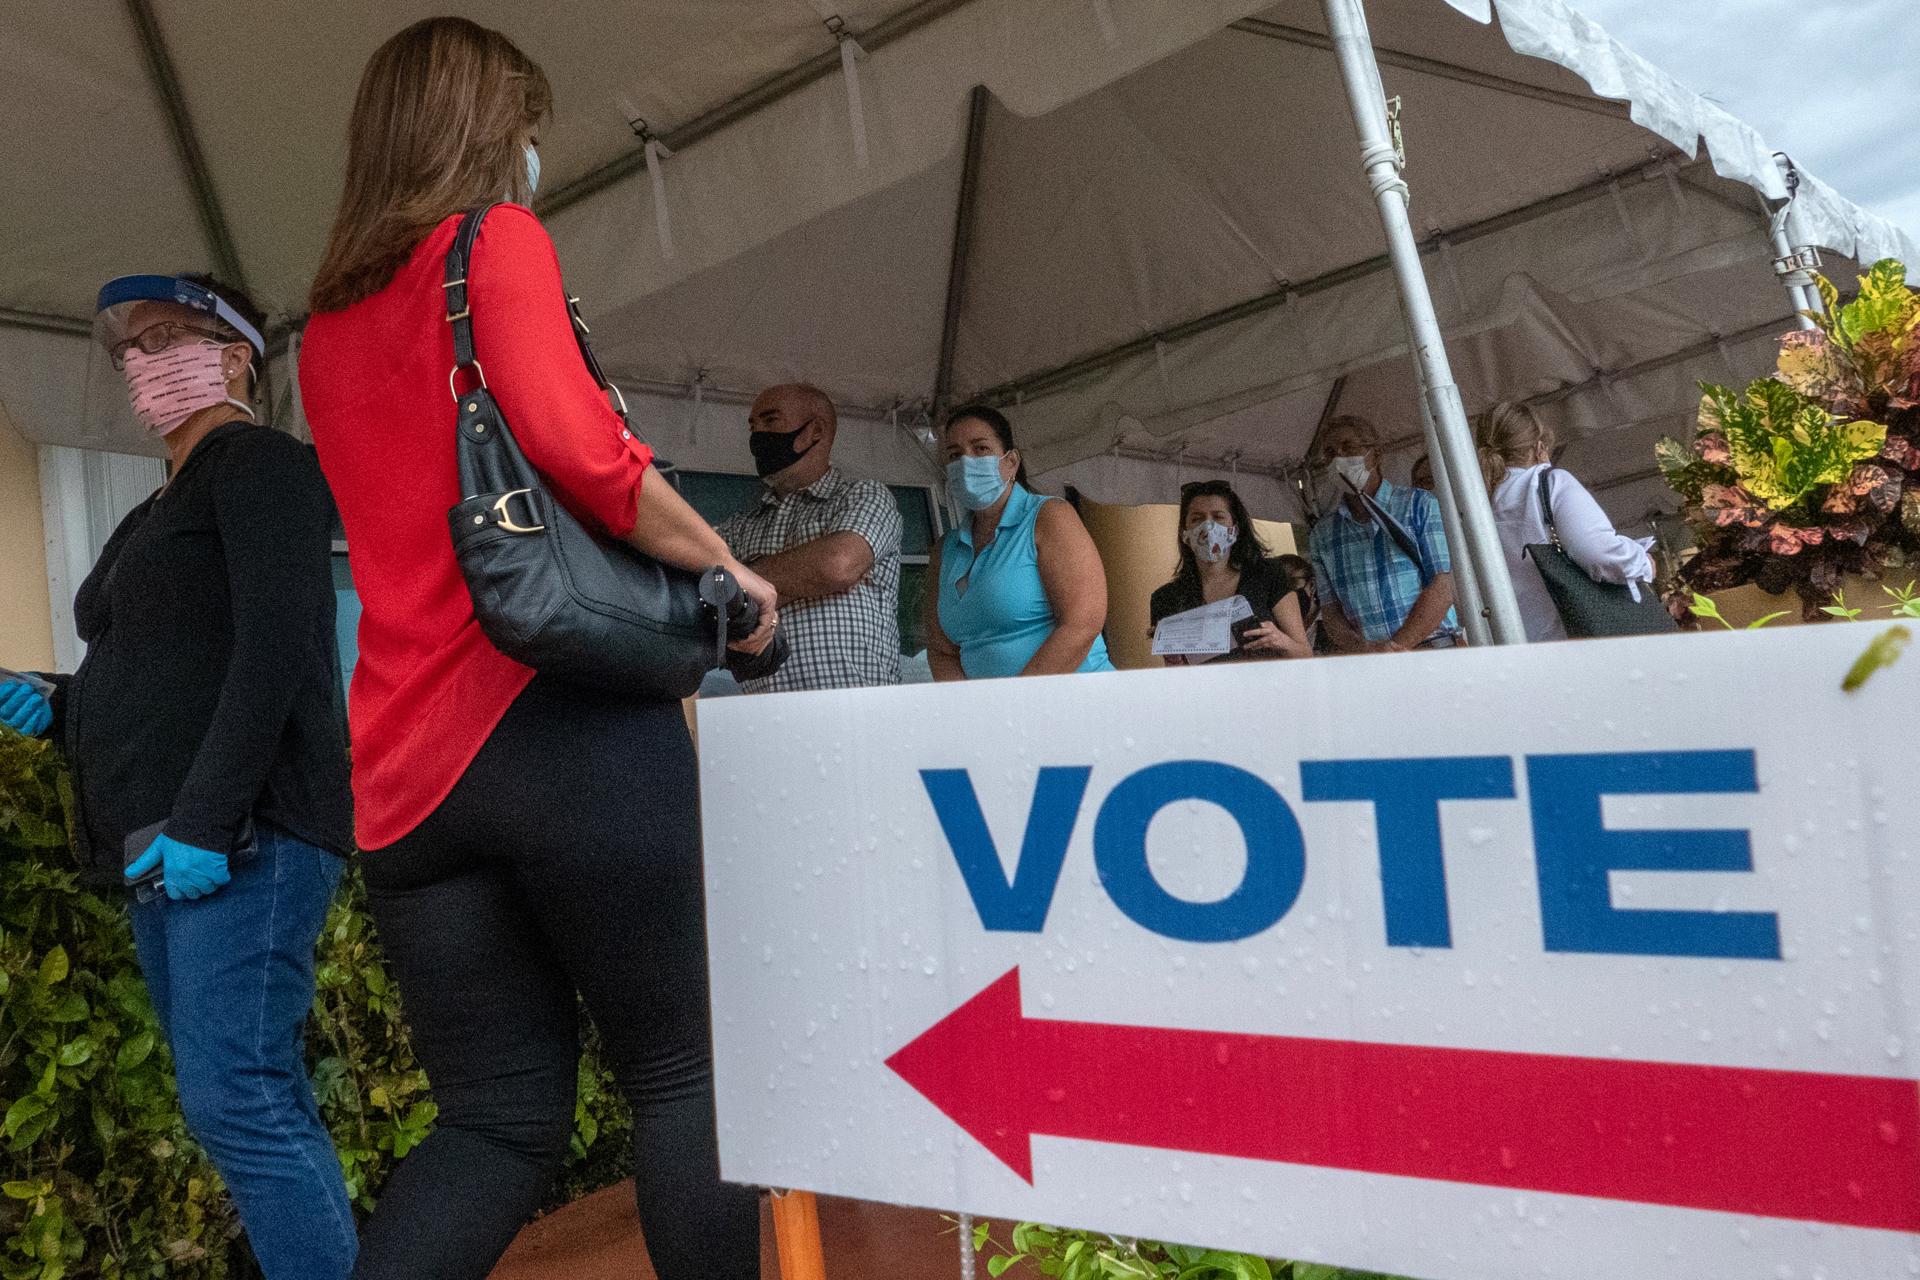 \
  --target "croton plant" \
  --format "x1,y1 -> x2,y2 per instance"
1657,259 -> 1920,619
